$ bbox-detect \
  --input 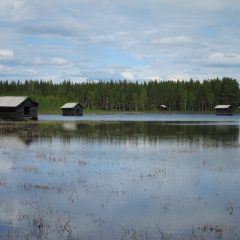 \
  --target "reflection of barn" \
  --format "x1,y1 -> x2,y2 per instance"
0,96 -> 38,120
214,105 -> 234,115
61,103 -> 84,116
